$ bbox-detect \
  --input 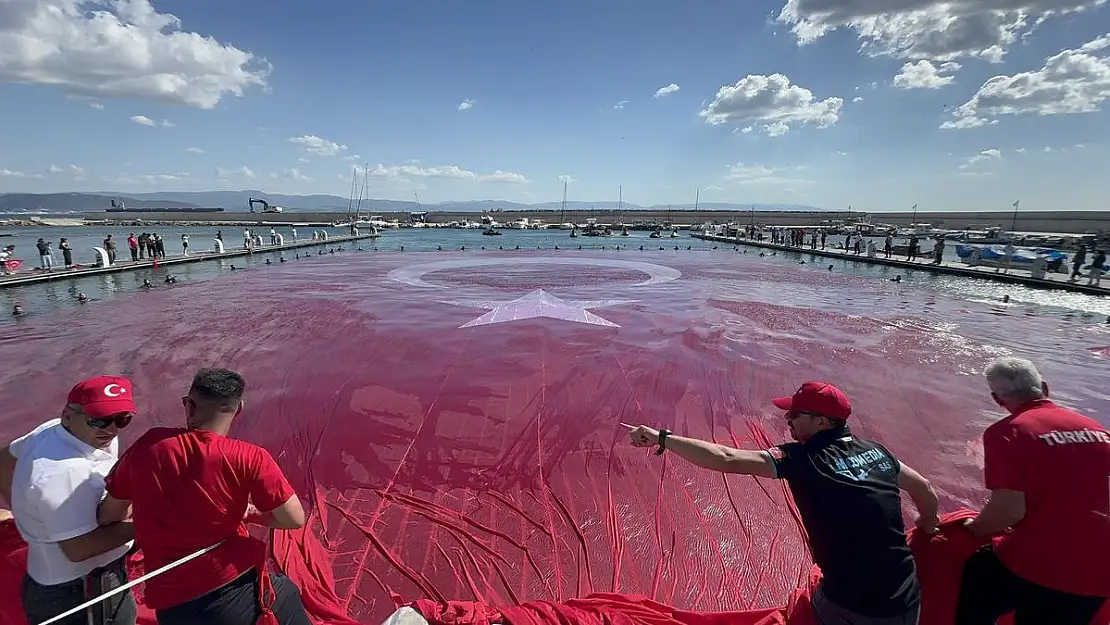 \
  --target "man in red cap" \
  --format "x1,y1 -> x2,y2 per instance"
0,375 -> 138,625
629,381 -> 939,625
